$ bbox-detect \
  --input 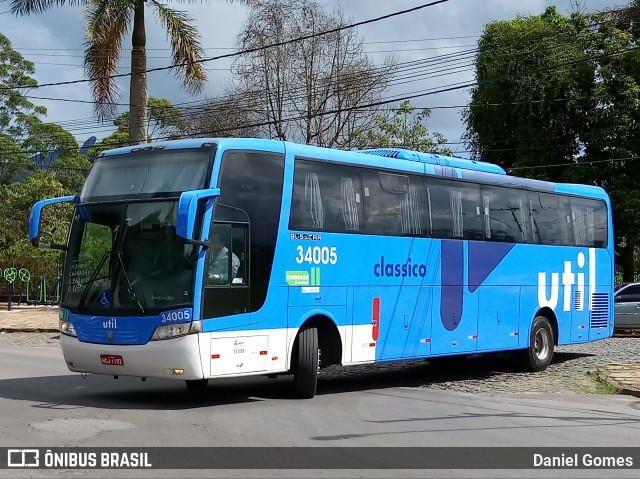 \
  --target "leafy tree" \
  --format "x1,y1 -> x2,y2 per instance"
11,1 -> 254,144
51,154 -> 92,193
0,172 -> 71,277
21,119 -> 92,192
0,32 -> 46,139
464,7 -> 595,182
465,2 -> 640,281
355,101 -> 451,155
0,133 -> 33,185
228,0 -> 395,147
88,97 -> 186,157
113,97 -> 186,140
88,130 -> 129,158
567,2 -> 640,281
